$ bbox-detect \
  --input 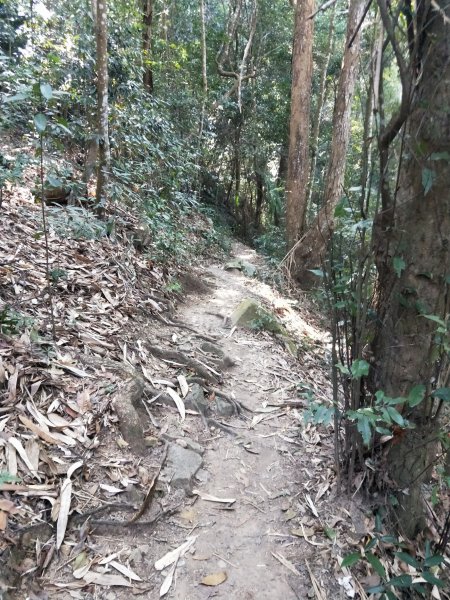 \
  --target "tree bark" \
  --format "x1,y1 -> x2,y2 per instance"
94,0 -> 110,217
254,156 -> 265,231
285,0 -> 314,249
370,0 -> 450,537
142,0 -> 154,94
199,0 -> 208,138
289,0 -> 365,282
306,6 -> 335,212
